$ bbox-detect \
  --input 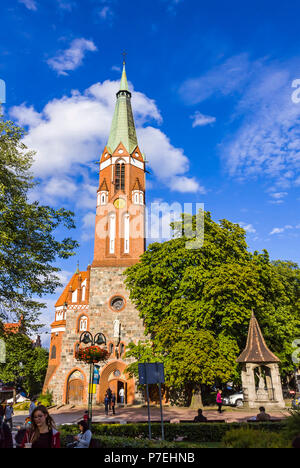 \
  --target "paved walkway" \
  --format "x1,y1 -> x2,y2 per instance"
29,404 -> 290,425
